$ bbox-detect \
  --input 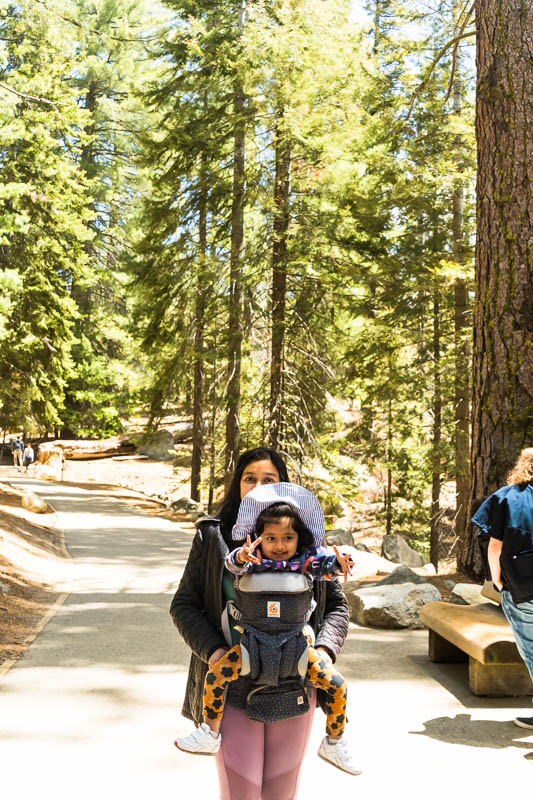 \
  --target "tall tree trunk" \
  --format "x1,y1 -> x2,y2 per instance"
430,287 -> 442,570
452,17 -> 471,565
269,117 -> 291,451
225,0 -> 246,488
460,0 -> 533,577
190,130 -> 208,502
385,390 -> 393,536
